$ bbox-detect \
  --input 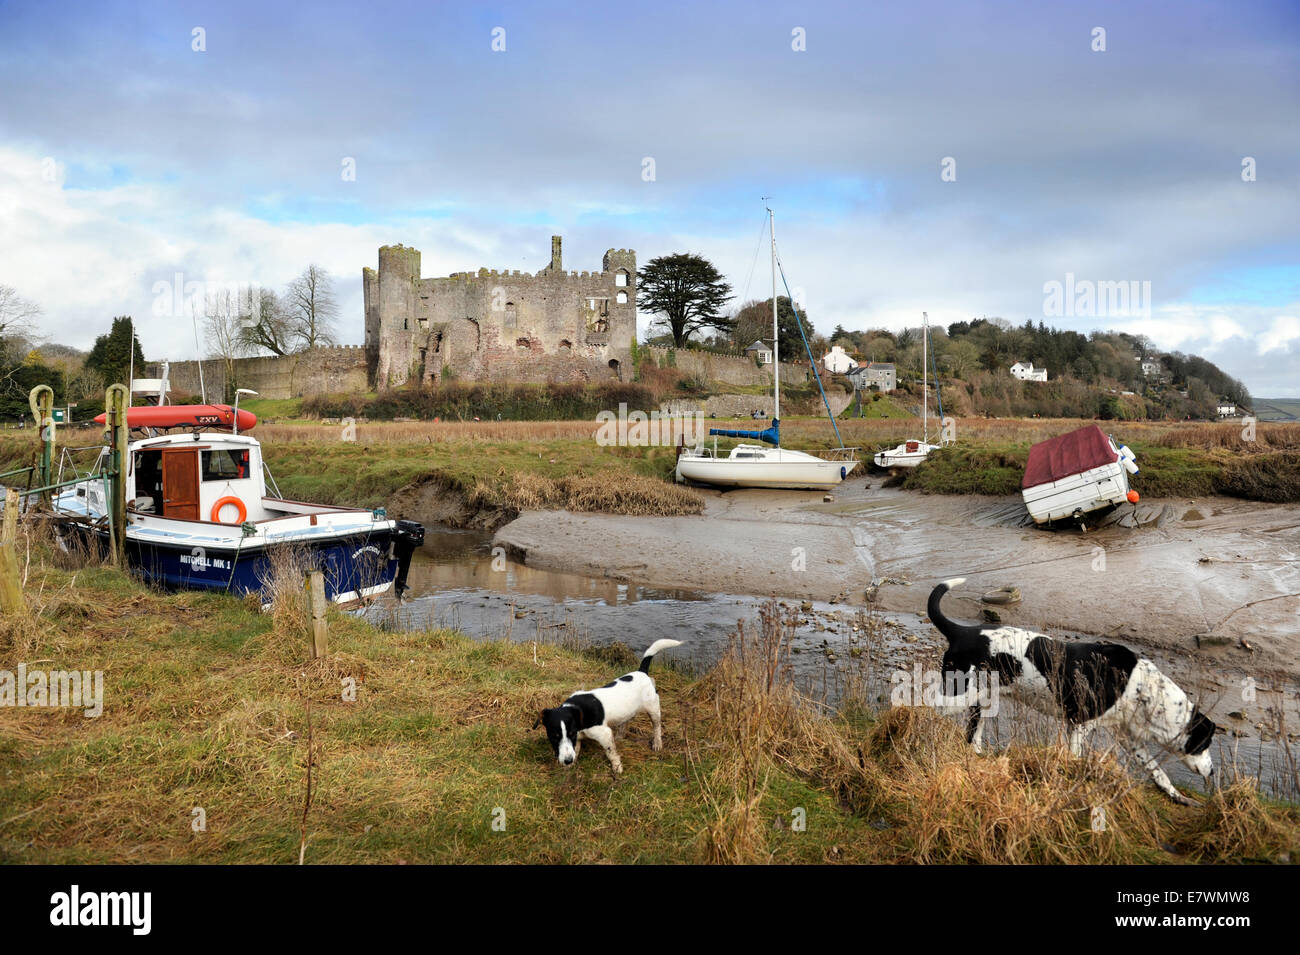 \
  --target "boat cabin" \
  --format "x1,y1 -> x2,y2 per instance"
129,433 -> 268,524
